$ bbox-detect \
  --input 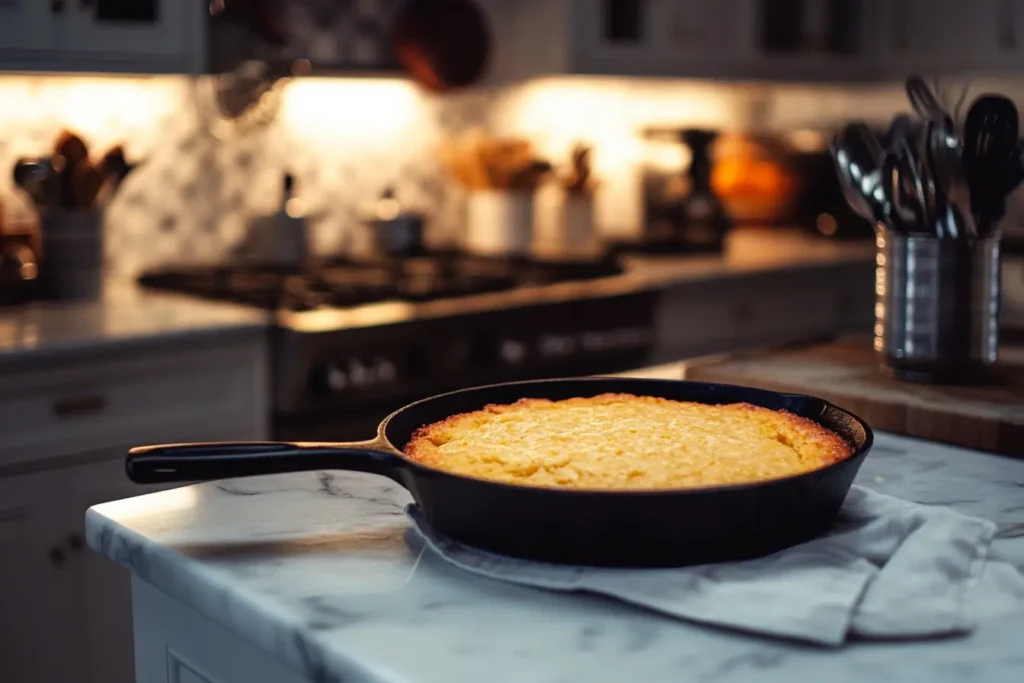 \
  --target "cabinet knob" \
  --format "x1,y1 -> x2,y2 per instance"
51,0 -> 66,13
48,546 -> 66,568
